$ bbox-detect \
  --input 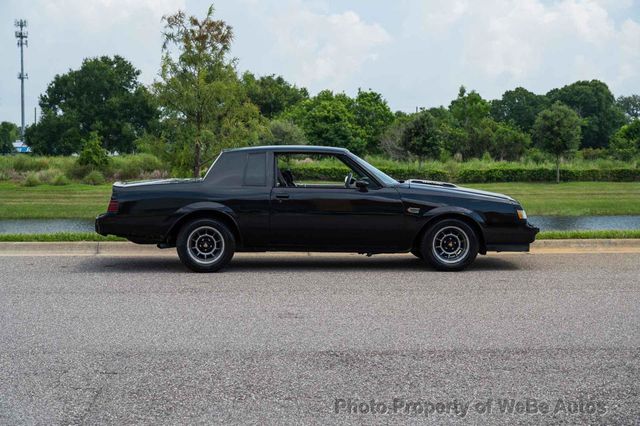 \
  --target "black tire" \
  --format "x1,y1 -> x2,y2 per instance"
410,248 -> 423,259
176,218 -> 235,272
421,219 -> 478,271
